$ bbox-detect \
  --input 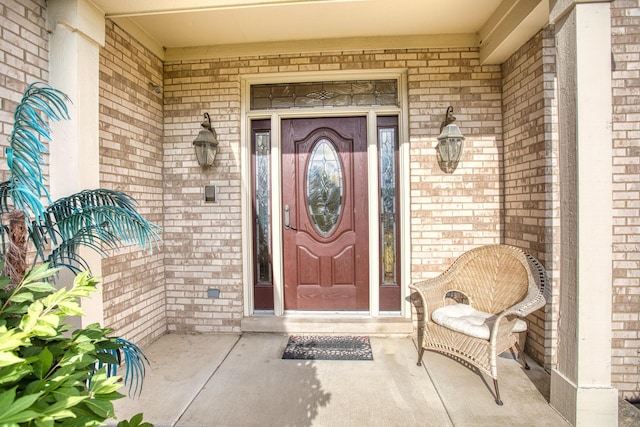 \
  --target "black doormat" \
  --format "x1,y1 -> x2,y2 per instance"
282,335 -> 373,361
